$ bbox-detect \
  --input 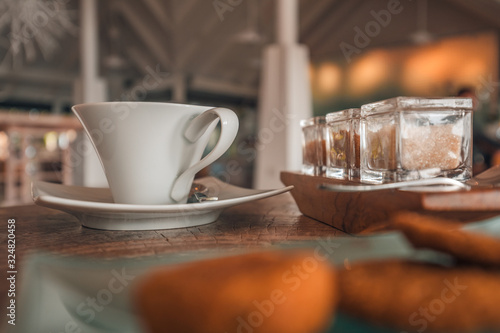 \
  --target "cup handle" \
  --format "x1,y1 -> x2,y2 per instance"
170,107 -> 239,202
